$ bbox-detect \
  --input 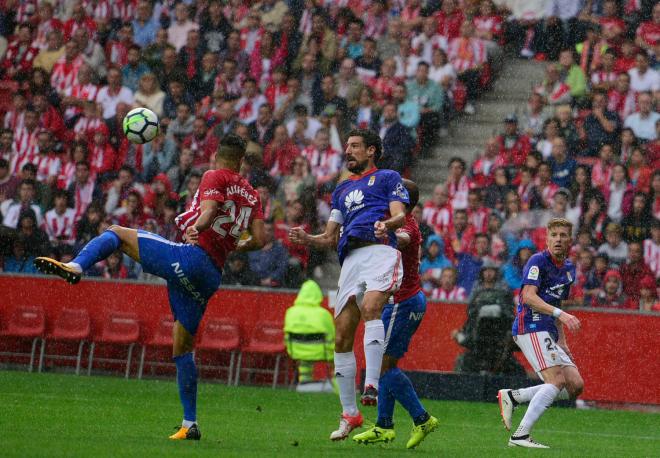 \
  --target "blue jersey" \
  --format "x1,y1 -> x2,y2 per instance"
512,250 -> 575,341
331,167 -> 409,265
